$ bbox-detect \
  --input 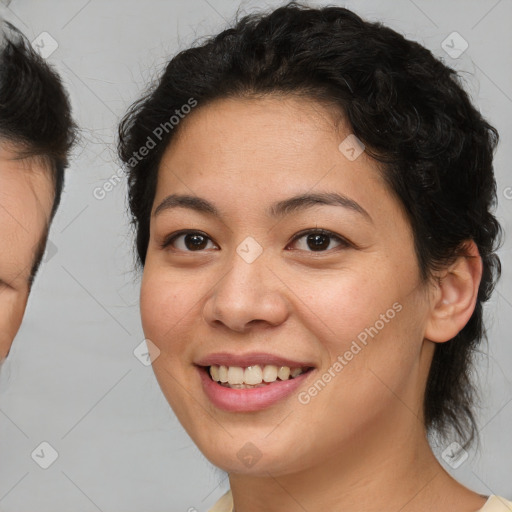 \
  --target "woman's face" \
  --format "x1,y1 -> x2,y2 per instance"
141,96 -> 436,475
